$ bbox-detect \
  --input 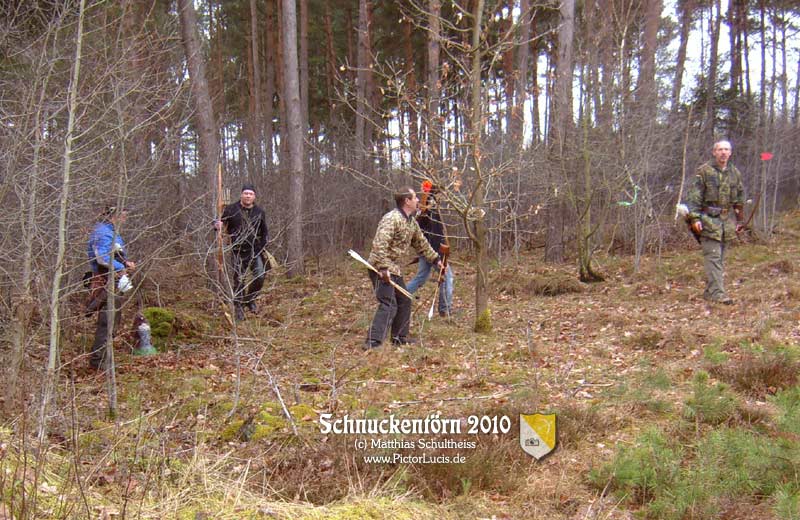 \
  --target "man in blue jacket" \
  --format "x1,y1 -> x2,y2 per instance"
86,206 -> 136,369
